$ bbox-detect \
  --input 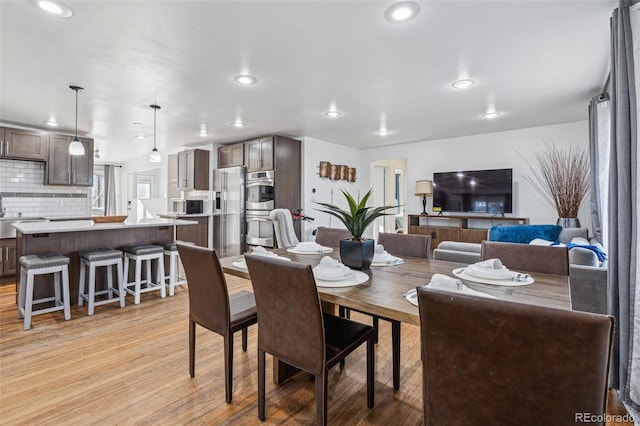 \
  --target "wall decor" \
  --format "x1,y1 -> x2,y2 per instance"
330,164 -> 340,180
339,165 -> 349,180
348,167 -> 357,182
319,161 -> 330,177
318,161 -> 357,182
